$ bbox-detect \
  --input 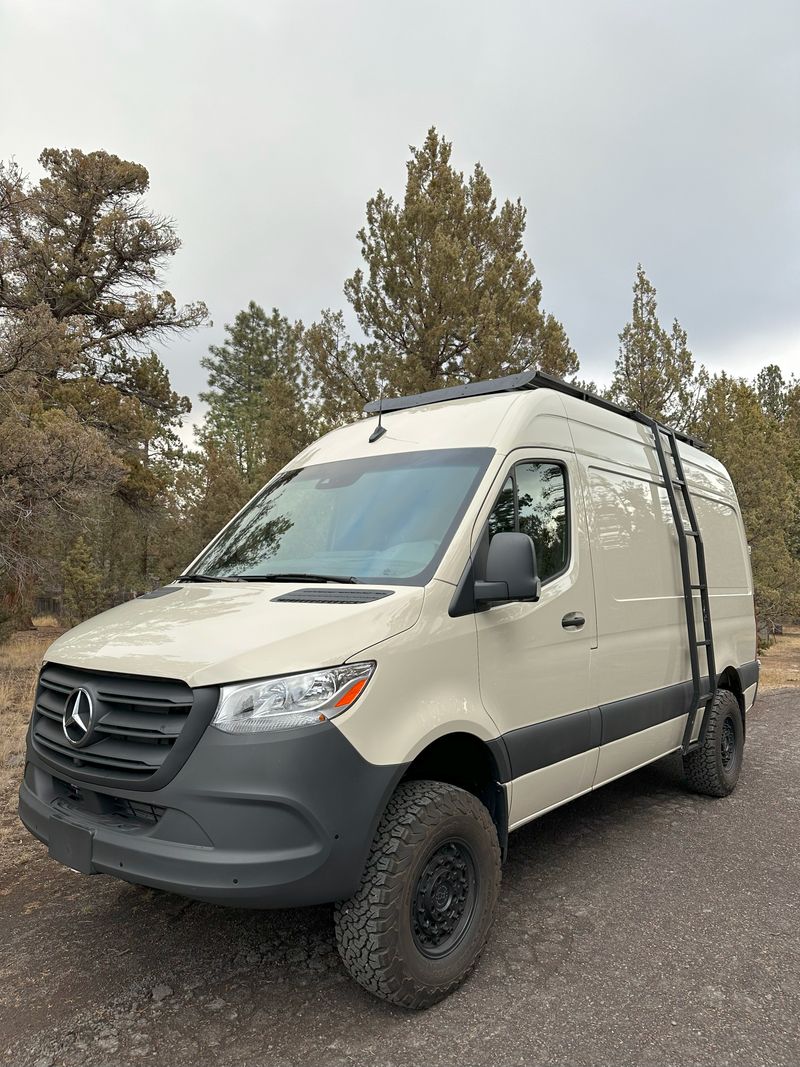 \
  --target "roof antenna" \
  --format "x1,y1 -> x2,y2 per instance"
369,380 -> 387,443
